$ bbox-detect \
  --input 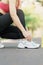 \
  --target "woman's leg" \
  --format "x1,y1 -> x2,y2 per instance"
0,13 -> 19,39
16,9 -> 26,39
1,9 -> 26,39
